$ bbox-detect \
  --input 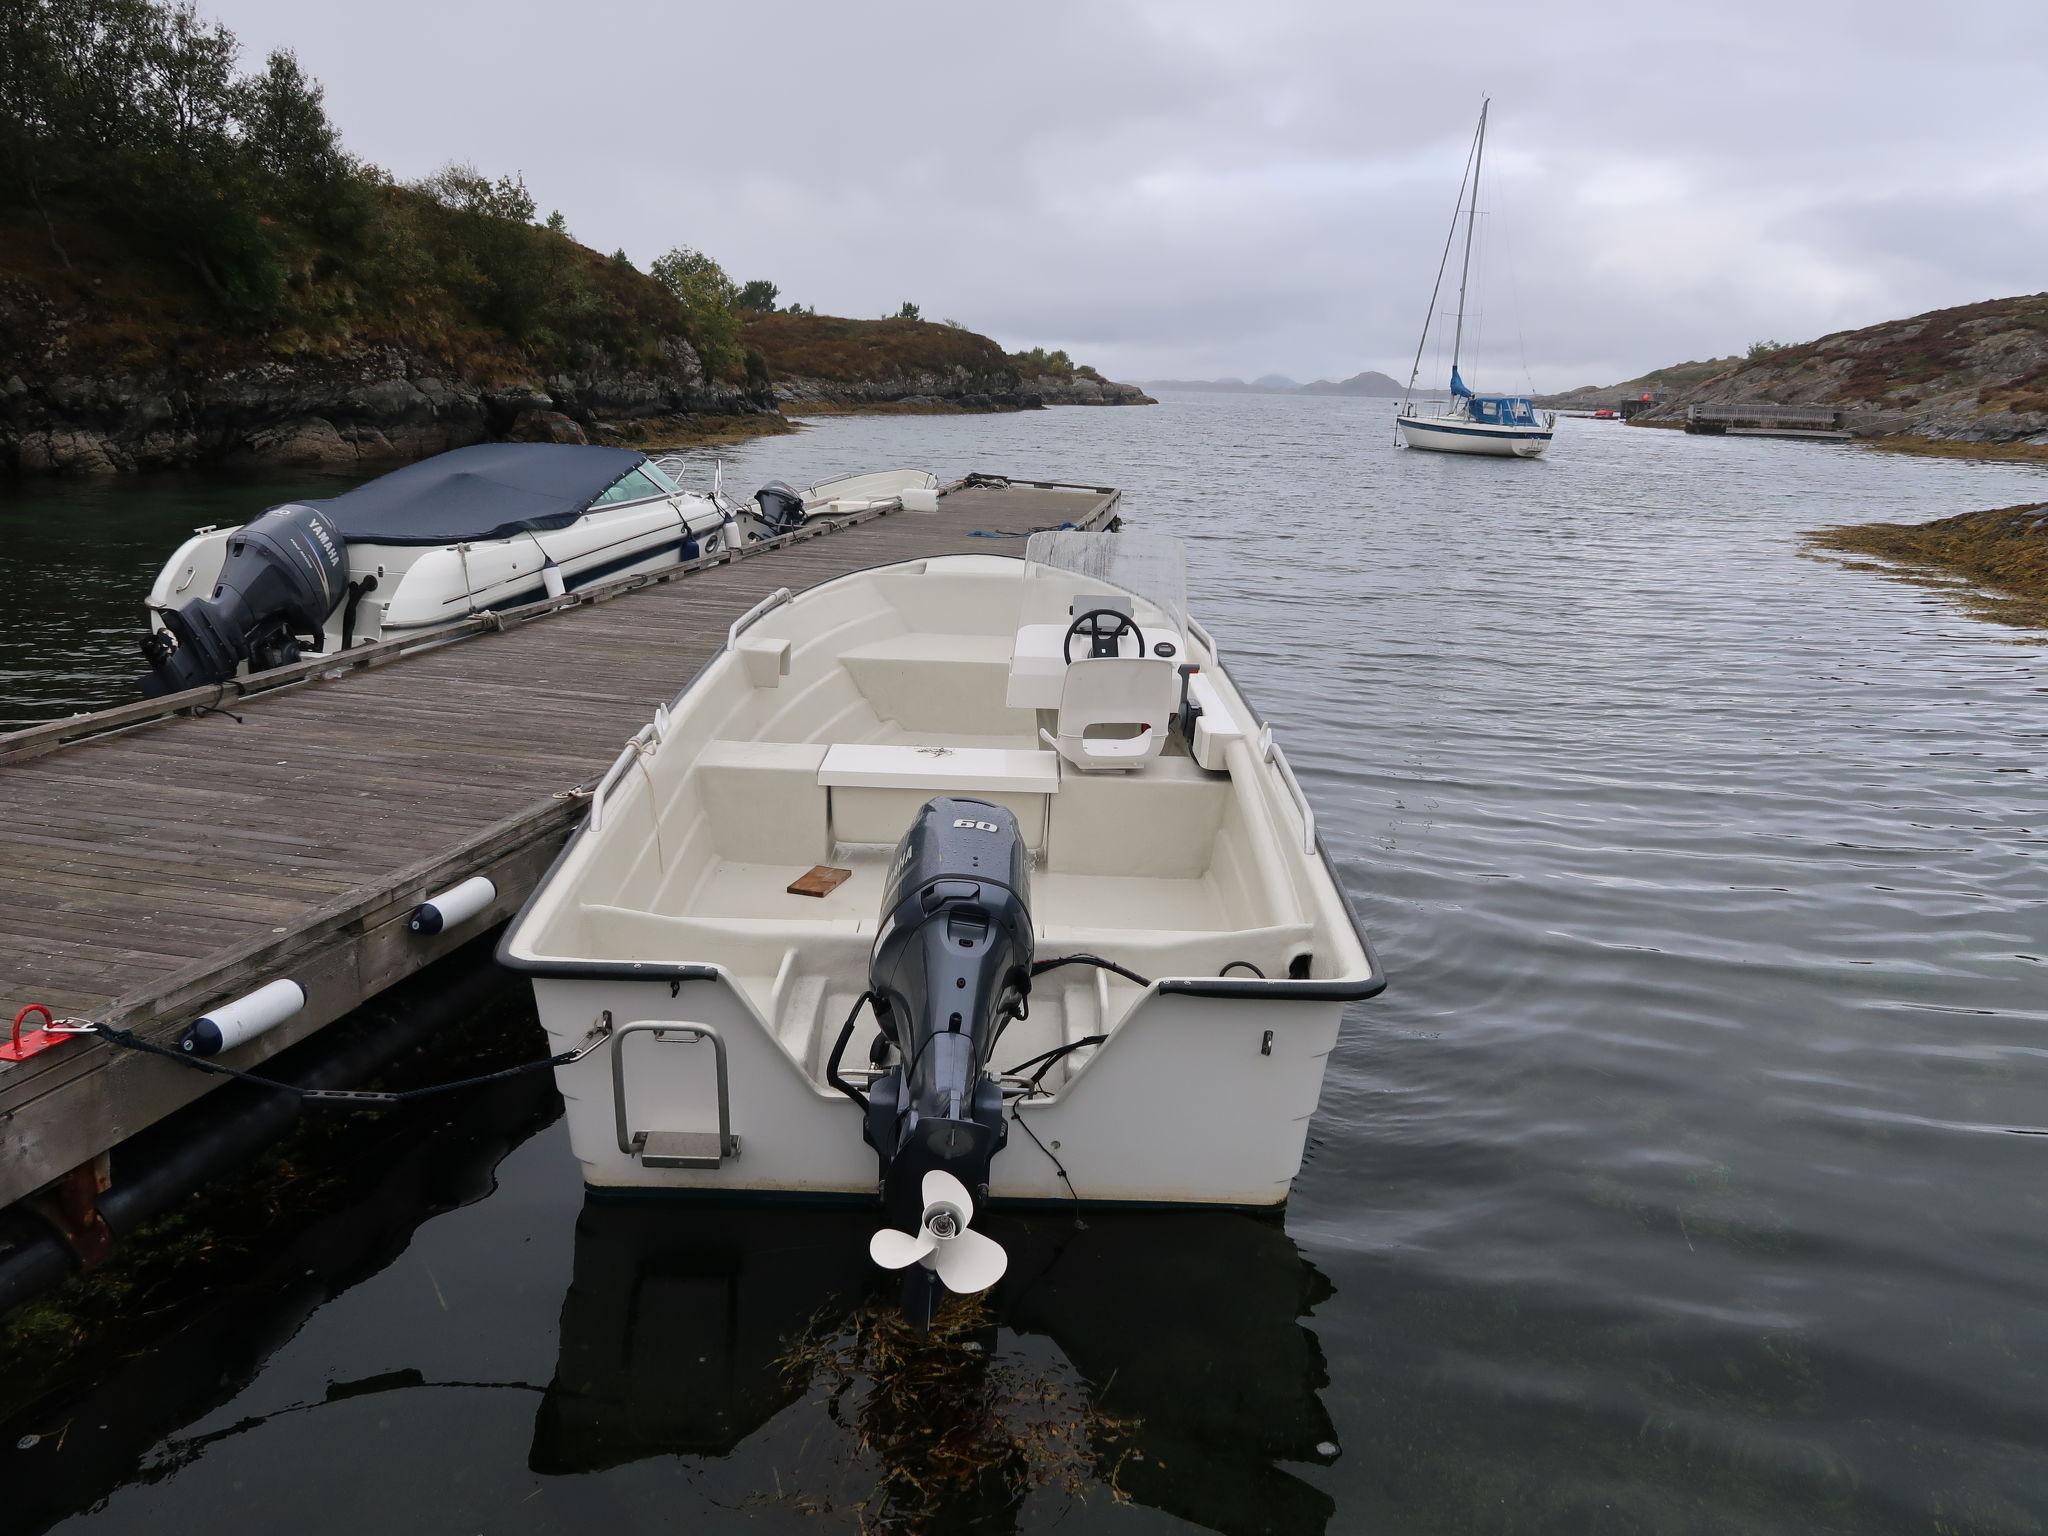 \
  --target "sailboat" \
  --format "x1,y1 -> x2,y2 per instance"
1396,100 -> 1555,458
